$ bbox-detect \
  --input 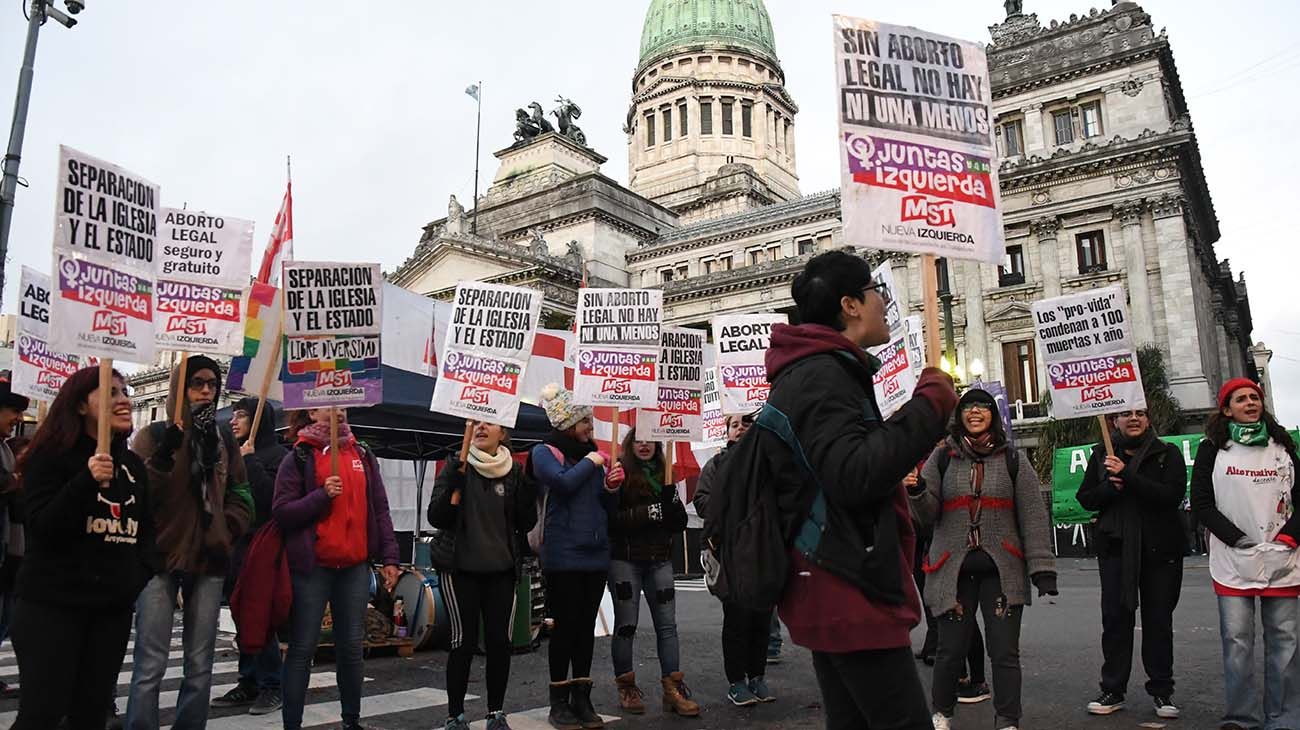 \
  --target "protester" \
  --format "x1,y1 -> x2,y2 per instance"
606,431 -> 697,718
913,387 -> 1056,730
427,419 -> 538,730
273,406 -> 401,730
763,251 -> 958,729
1190,378 -> 1300,730
211,397 -> 289,716
694,413 -> 776,707
0,374 -> 28,701
527,383 -> 619,730
1077,408 -> 1187,719
126,355 -> 254,730
10,367 -> 155,730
